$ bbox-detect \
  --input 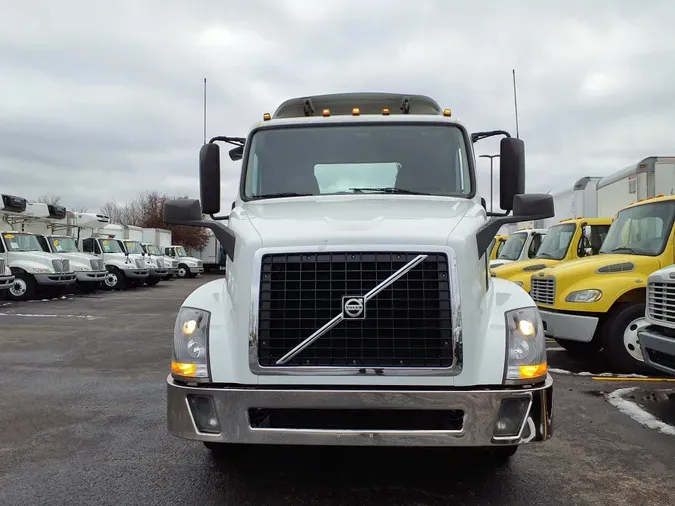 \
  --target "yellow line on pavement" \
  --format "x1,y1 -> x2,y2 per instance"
591,376 -> 675,382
